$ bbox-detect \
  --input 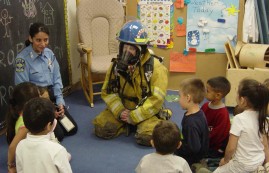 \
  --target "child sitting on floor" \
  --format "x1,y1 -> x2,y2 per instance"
6,82 -> 40,172
135,120 -> 192,173
213,79 -> 269,173
175,78 -> 209,167
16,98 -> 72,173
201,76 -> 231,158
